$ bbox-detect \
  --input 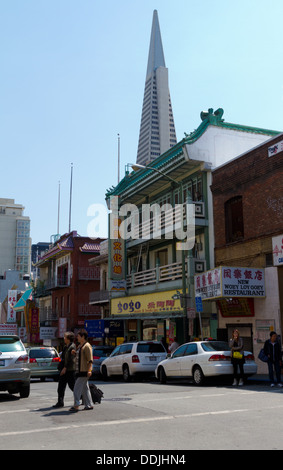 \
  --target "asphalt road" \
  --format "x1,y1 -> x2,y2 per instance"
0,377 -> 283,451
